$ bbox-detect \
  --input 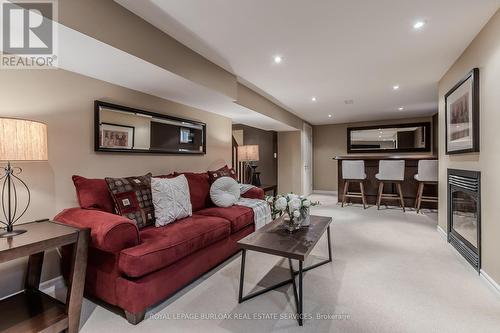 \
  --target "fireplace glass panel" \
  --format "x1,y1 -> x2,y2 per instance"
451,190 -> 477,248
